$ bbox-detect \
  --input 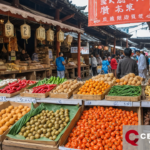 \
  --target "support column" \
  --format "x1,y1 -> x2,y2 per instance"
55,9 -> 60,57
78,23 -> 81,78
126,38 -> 128,48
114,38 -> 116,54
